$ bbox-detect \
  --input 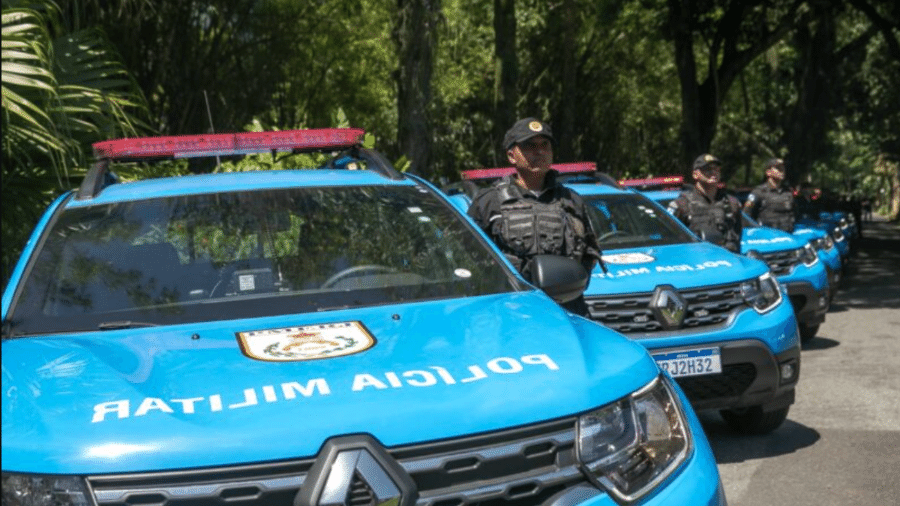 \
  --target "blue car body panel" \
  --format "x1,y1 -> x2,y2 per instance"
2,291 -> 657,474
793,226 -> 842,275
